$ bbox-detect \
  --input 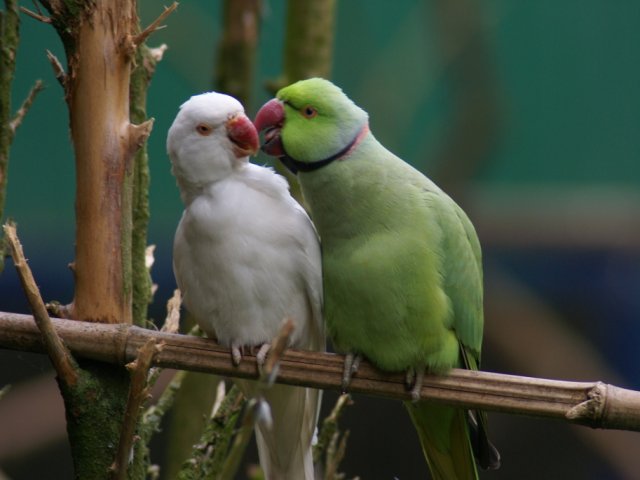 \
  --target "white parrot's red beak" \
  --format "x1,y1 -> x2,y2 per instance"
226,113 -> 259,158
254,99 -> 285,157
